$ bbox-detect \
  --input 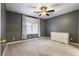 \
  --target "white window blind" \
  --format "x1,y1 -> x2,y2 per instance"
22,15 -> 40,38
26,22 -> 38,34
26,22 -> 32,34
32,23 -> 38,34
